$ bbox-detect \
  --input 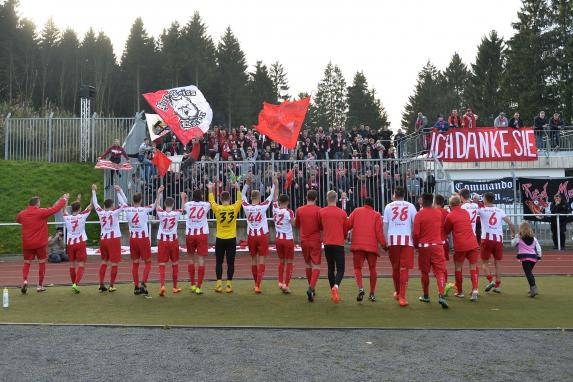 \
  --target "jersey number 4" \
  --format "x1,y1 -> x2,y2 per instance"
391,206 -> 409,221
248,212 -> 263,223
